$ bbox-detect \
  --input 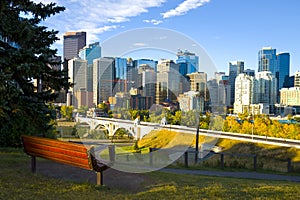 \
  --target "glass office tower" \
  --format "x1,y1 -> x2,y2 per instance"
258,47 -> 277,73
176,49 -> 199,75
277,52 -> 290,90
